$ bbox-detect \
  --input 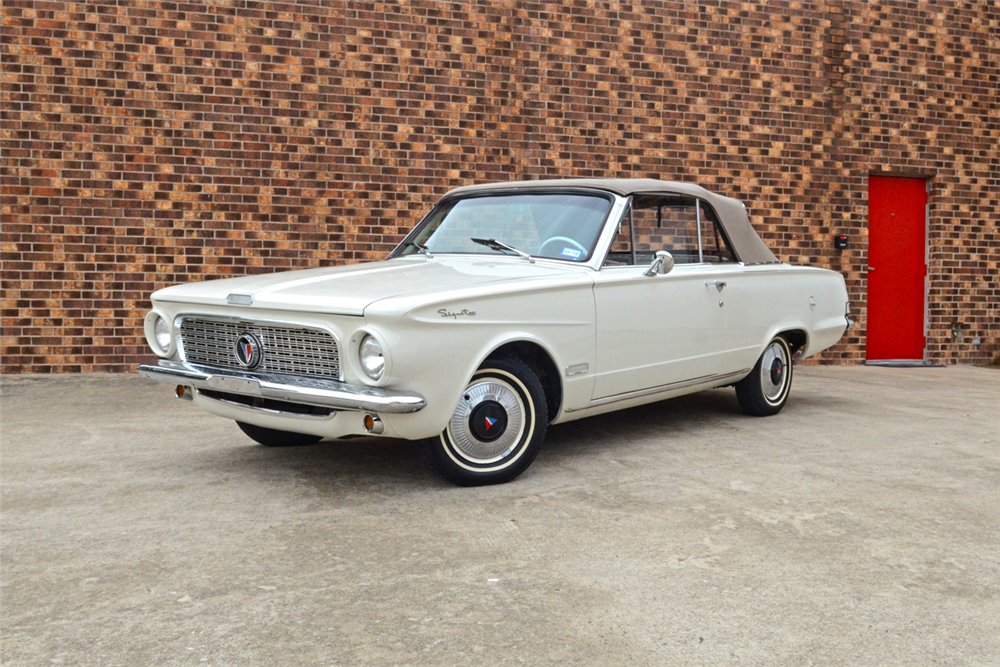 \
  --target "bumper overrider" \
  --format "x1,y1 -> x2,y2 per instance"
137,360 -> 427,414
